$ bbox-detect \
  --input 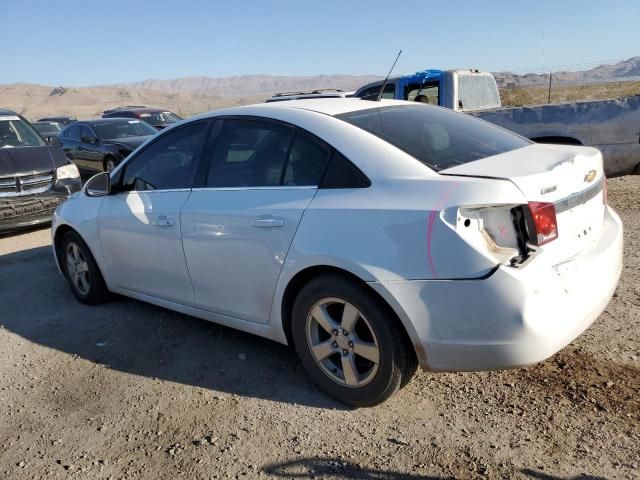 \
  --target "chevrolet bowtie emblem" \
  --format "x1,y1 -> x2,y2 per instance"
584,169 -> 597,183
